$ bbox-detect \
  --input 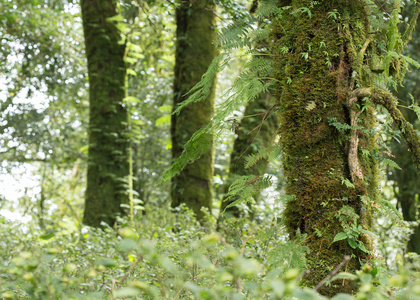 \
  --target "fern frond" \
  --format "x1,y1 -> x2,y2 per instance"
222,175 -> 273,211
173,53 -> 231,115
244,143 -> 282,169
267,229 -> 309,272
161,0 -> 281,183
216,14 -> 260,50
